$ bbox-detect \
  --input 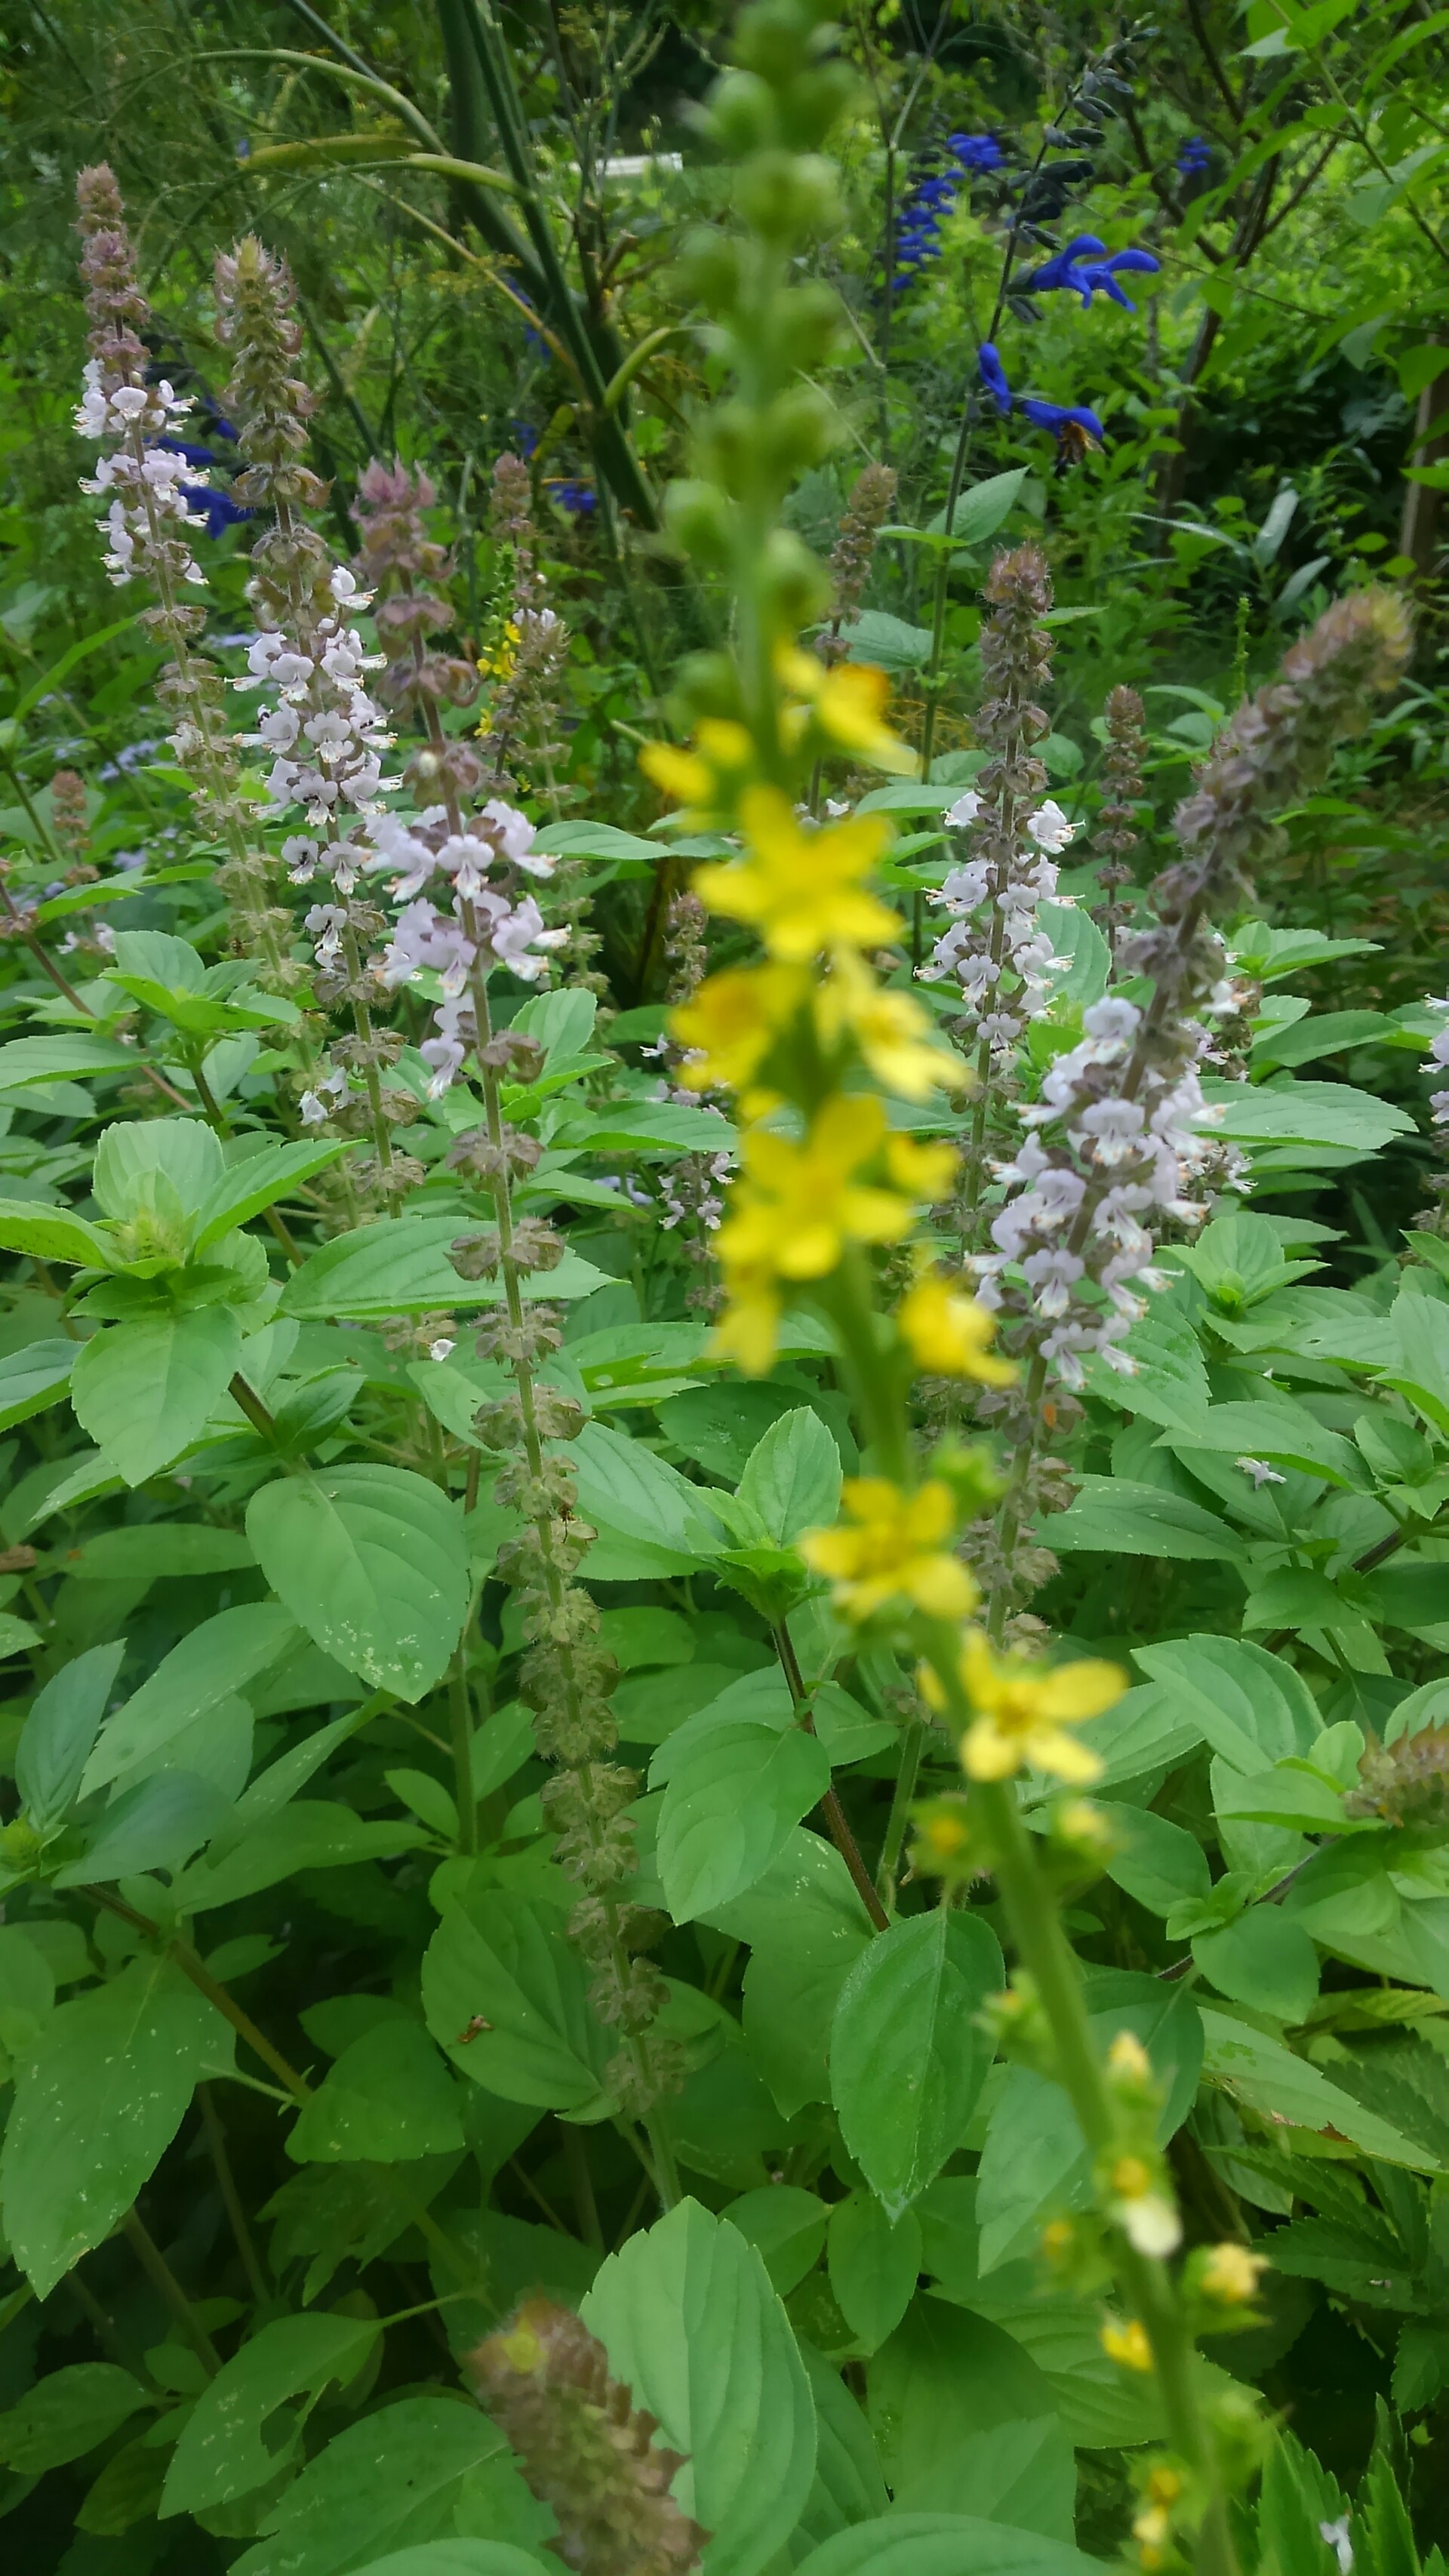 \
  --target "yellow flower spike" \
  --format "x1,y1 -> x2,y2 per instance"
669,962 -> 808,1093
1101,2317 -> 1155,2373
955,1631 -> 1125,1785
800,1475 -> 978,1622
694,785 -> 900,961
898,1272 -> 1017,1383
711,1272 -> 783,1379
696,717 -> 753,767
716,1095 -> 915,1286
638,740 -> 713,807
774,646 -> 917,773
1199,2243 -> 1268,2307
814,954 -> 966,1100
884,1132 -> 958,1200
1146,2471 -> 1183,2509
